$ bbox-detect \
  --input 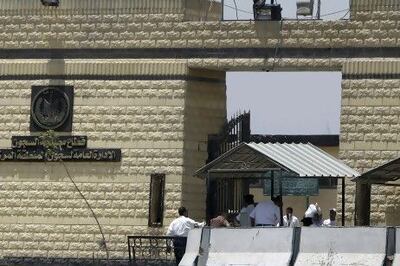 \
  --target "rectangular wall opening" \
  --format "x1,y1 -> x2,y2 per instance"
148,173 -> 166,227
226,71 -> 342,219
